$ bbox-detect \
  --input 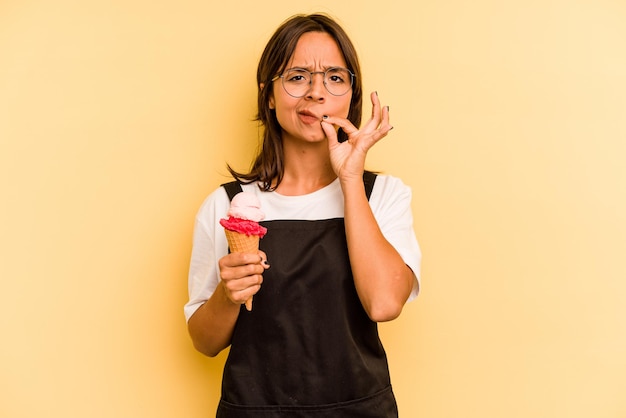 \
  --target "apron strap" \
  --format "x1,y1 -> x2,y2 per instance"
363,170 -> 377,201
221,171 -> 377,202
221,181 -> 243,202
